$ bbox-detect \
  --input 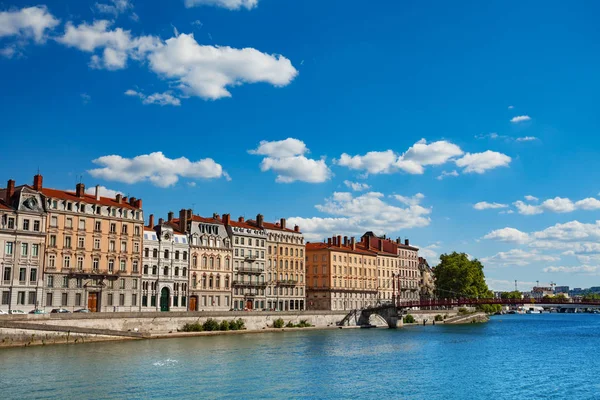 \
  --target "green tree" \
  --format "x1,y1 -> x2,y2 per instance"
501,291 -> 522,300
434,252 -> 490,299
